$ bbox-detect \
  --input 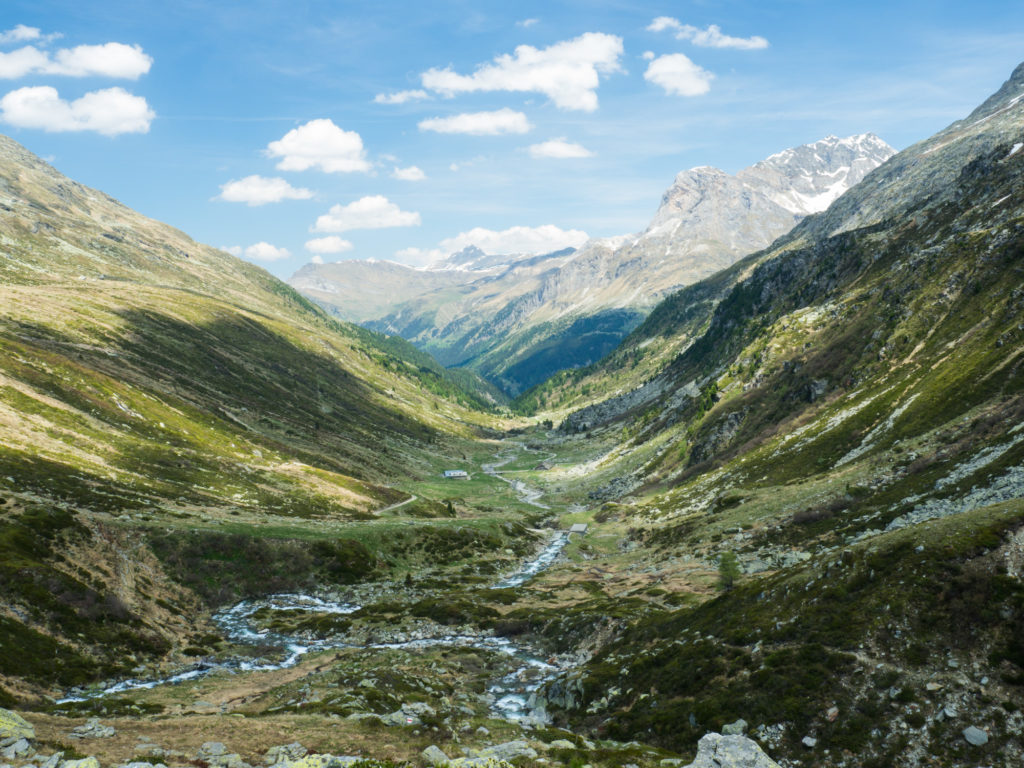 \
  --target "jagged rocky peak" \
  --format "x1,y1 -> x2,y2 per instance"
431,244 -> 489,270
650,133 -> 895,230
740,133 -> 896,215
